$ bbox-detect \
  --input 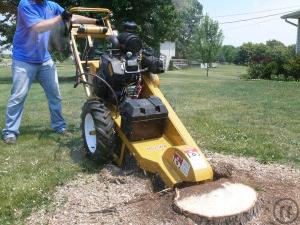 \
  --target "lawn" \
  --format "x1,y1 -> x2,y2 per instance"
161,66 -> 300,164
0,64 -> 299,224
